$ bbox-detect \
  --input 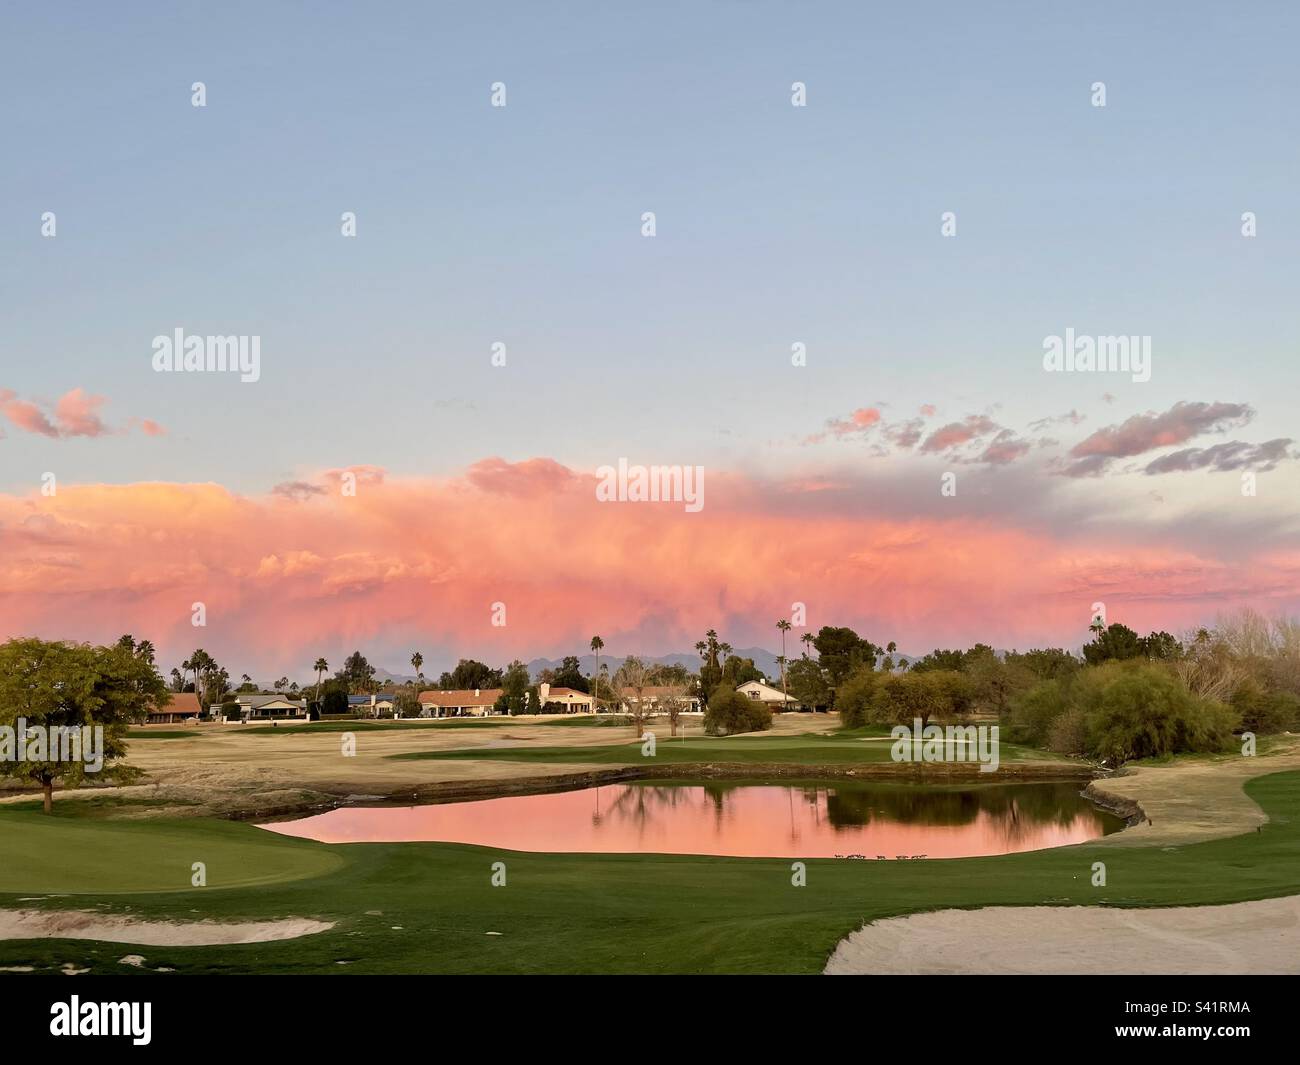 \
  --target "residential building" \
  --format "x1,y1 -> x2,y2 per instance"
146,691 -> 202,725
736,680 -> 798,709
418,688 -> 504,718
